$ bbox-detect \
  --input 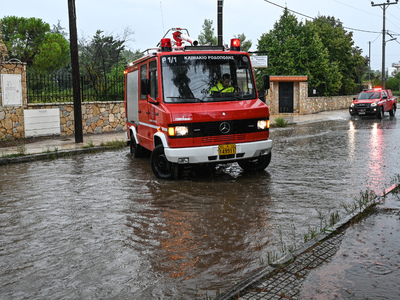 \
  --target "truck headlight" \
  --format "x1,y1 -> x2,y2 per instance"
257,120 -> 269,130
350,103 -> 354,108
371,102 -> 378,107
168,126 -> 188,136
